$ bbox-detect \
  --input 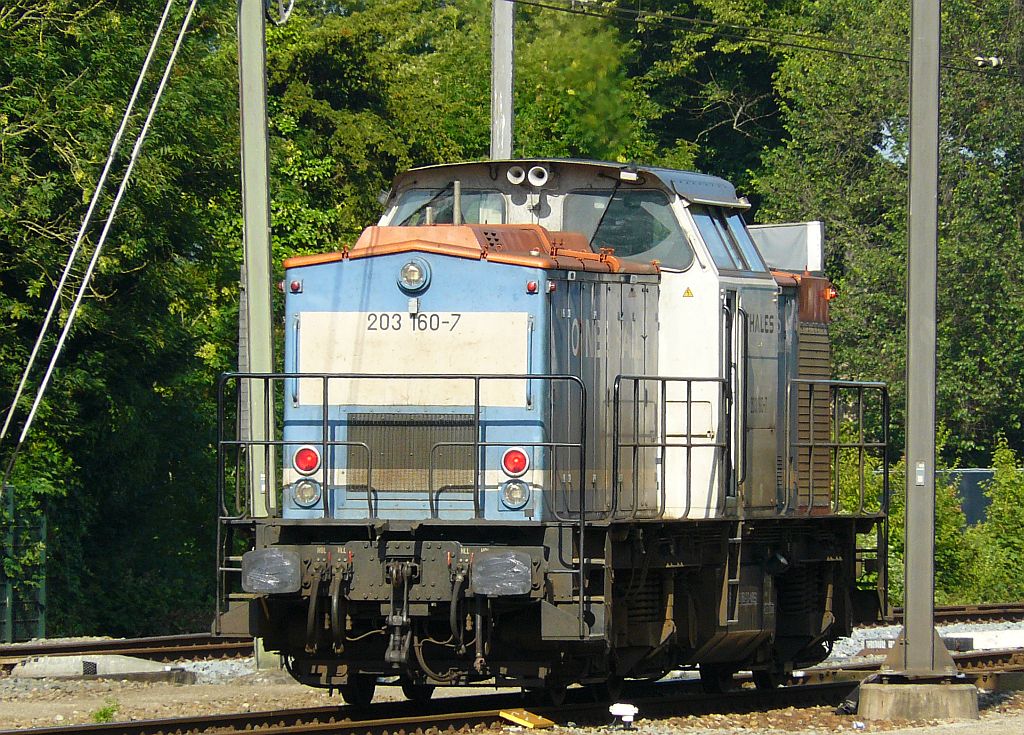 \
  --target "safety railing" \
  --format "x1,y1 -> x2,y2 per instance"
217,372 -> 586,522
216,371 -> 592,638
786,379 -> 890,516
787,379 -> 890,614
611,375 -> 730,520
